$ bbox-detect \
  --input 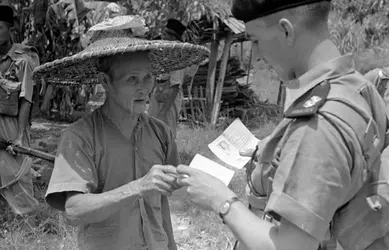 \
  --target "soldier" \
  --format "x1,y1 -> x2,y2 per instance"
149,19 -> 199,137
0,0 -> 40,215
34,14 -> 209,249
176,1 -> 389,250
